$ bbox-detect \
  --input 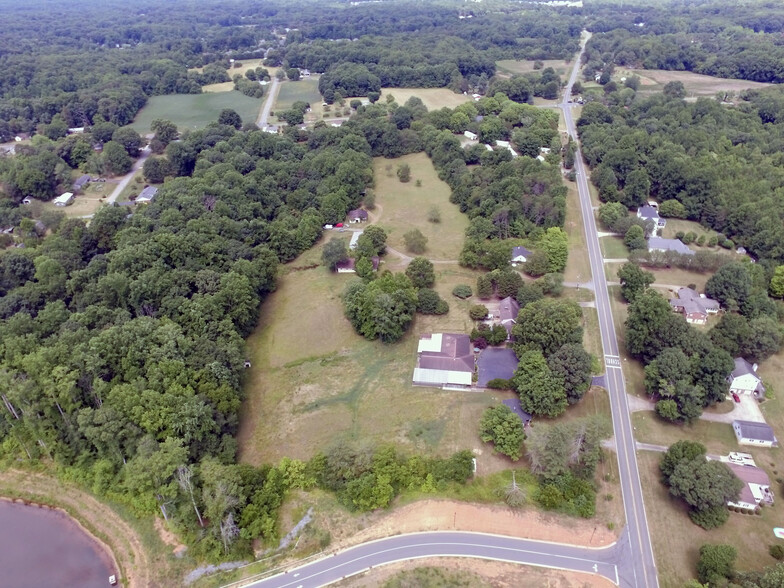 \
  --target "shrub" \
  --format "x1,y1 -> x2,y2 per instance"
697,235 -> 706,246
397,163 -> 411,183
676,230 -> 685,240
770,544 -> 784,560
721,239 -> 735,249
426,207 -> 440,223
708,235 -> 718,247
469,304 -> 489,320
486,379 -> 512,390
452,284 -> 473,299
